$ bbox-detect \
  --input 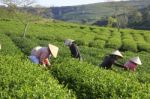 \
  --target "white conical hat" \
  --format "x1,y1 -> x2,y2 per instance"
48,44 -> 59,58
111,50 -> 123,57
130,57 -> 142,65
64,39 -> 75,46
0,44 -> 1,50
